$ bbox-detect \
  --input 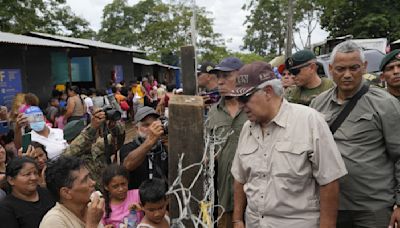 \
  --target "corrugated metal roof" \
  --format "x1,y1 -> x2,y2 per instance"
29,32 -> 145,53
0,31 -> 87,49
133,57 -> 180,70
